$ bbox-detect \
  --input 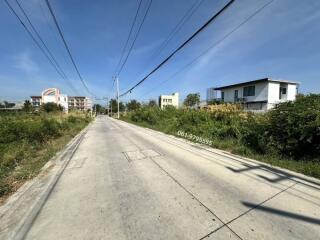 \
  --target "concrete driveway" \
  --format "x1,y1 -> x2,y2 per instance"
25,116 -> 320,240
